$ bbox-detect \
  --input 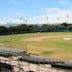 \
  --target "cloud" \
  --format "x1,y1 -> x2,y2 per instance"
16,12 -> 23,16
58,0 -> 68,5
58,0 -> 71,6
44,8 -> 60,14
0,7 -> 72,24
28,7 -> 72,24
